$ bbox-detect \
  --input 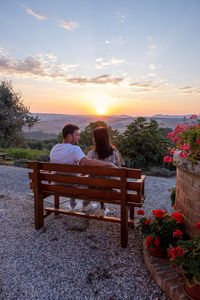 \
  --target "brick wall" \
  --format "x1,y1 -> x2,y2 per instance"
176,167 -> 200,238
